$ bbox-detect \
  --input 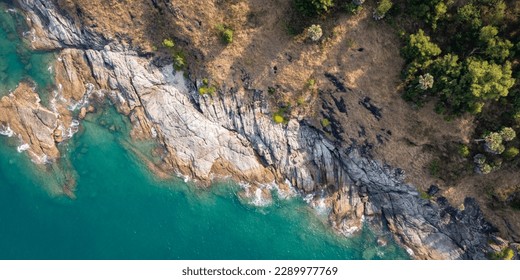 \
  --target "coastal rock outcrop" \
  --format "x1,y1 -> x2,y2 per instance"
10,0 -> 503,259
